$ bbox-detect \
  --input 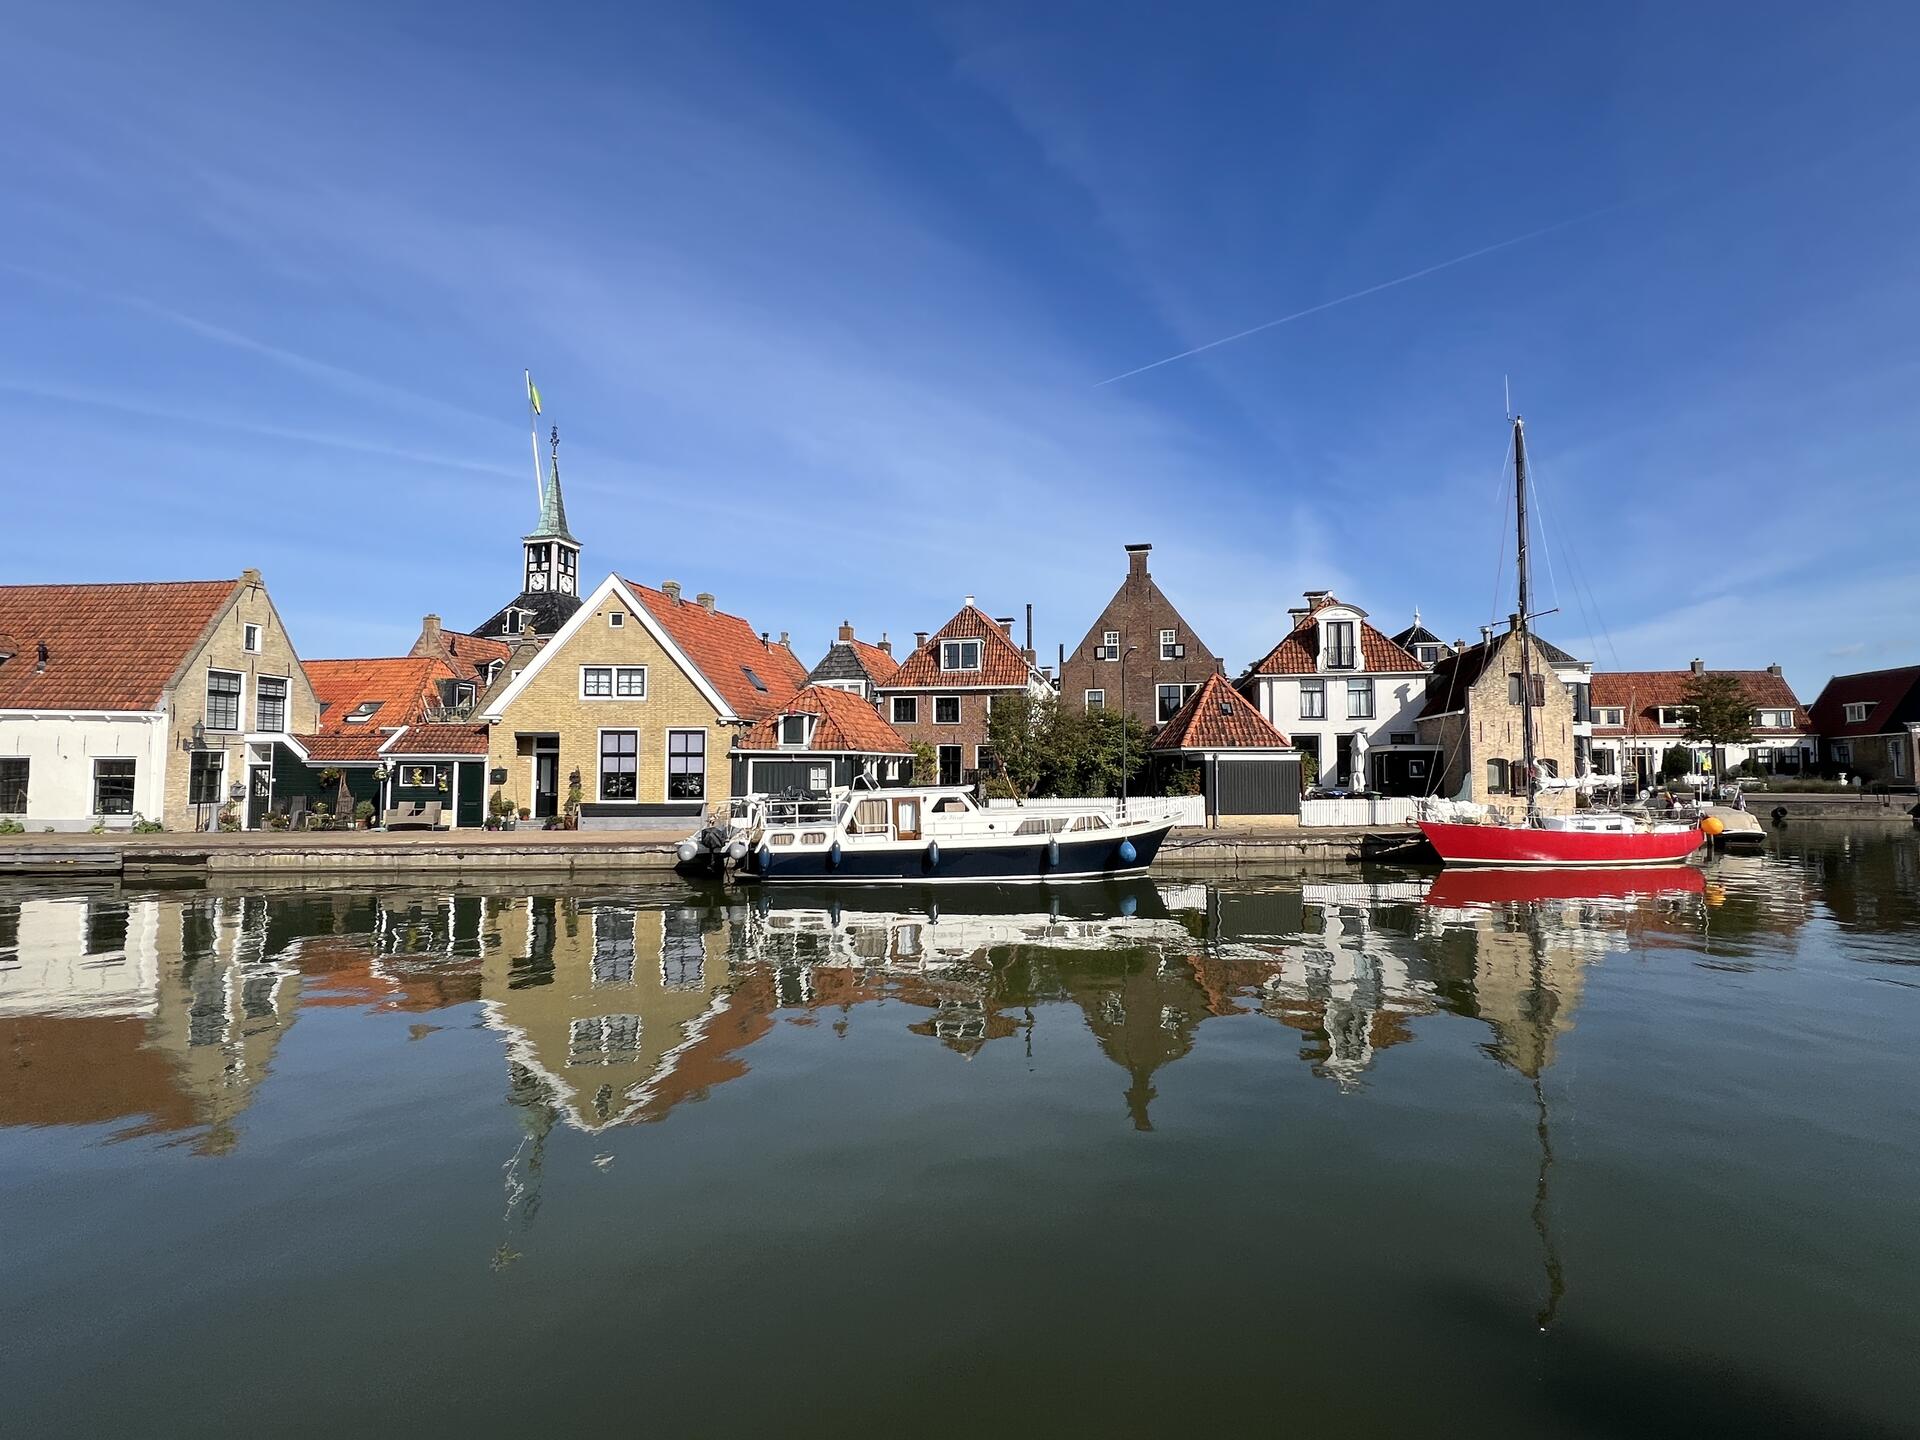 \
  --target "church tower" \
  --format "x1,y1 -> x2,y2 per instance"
473,424 -> 585,642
